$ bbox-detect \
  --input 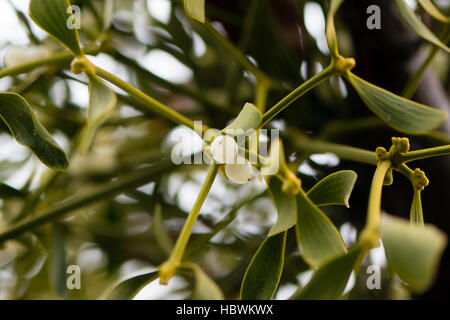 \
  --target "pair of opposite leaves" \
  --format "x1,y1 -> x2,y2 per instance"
242,173 -> 447,300
102,169 -> 356,300
29,0 -> 117,157
103,168 -> 447,299
238,135 -> 446,299
109,0 -> 449,300
0,0 -> 116,171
